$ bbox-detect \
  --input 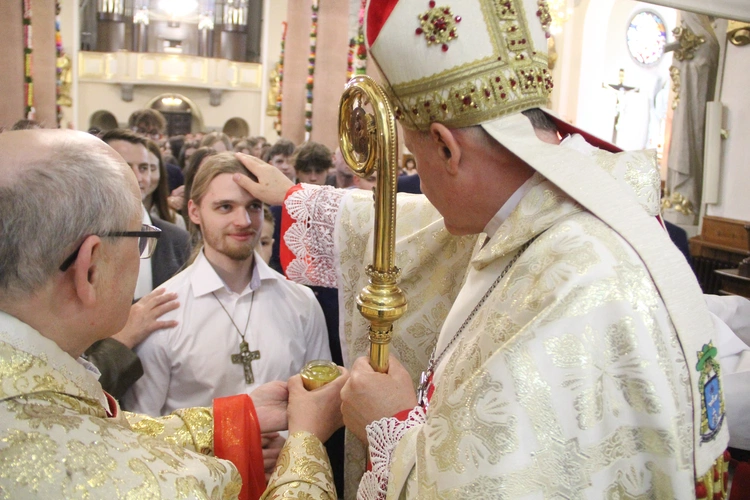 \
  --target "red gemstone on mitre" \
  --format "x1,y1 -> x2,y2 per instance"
462,96 -> 471,105
441,103 -> 447,110
455,16 -> 461,22
695,483 -> 707,498
484,89 -> 491,97
434,18 -> 447,31
416,27 -> 423,35
424,101 -> 430,107
500,93 -> 507,98
429,0 -> 435,7
442,44 -> 449,51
